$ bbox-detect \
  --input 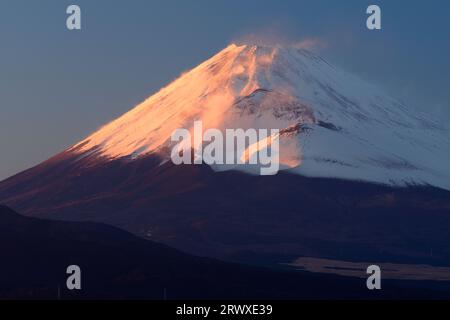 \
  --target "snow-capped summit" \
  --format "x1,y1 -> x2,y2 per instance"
71,43 -> 450,189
